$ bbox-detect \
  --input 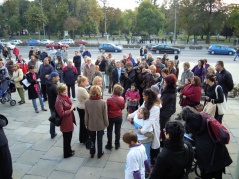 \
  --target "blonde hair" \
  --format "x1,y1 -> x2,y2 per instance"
0,61 -> 4,66
92,76 -> 103,86
90,85 -> 102,97
207,66 -> 215,74
77,75 -> 88,87
56,83 -> 67,94
148,53 -> 153,58
113,84 -> 124,96
95,65 -> 100,70
149,65 -> 156,73
13,64 -> 20,68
